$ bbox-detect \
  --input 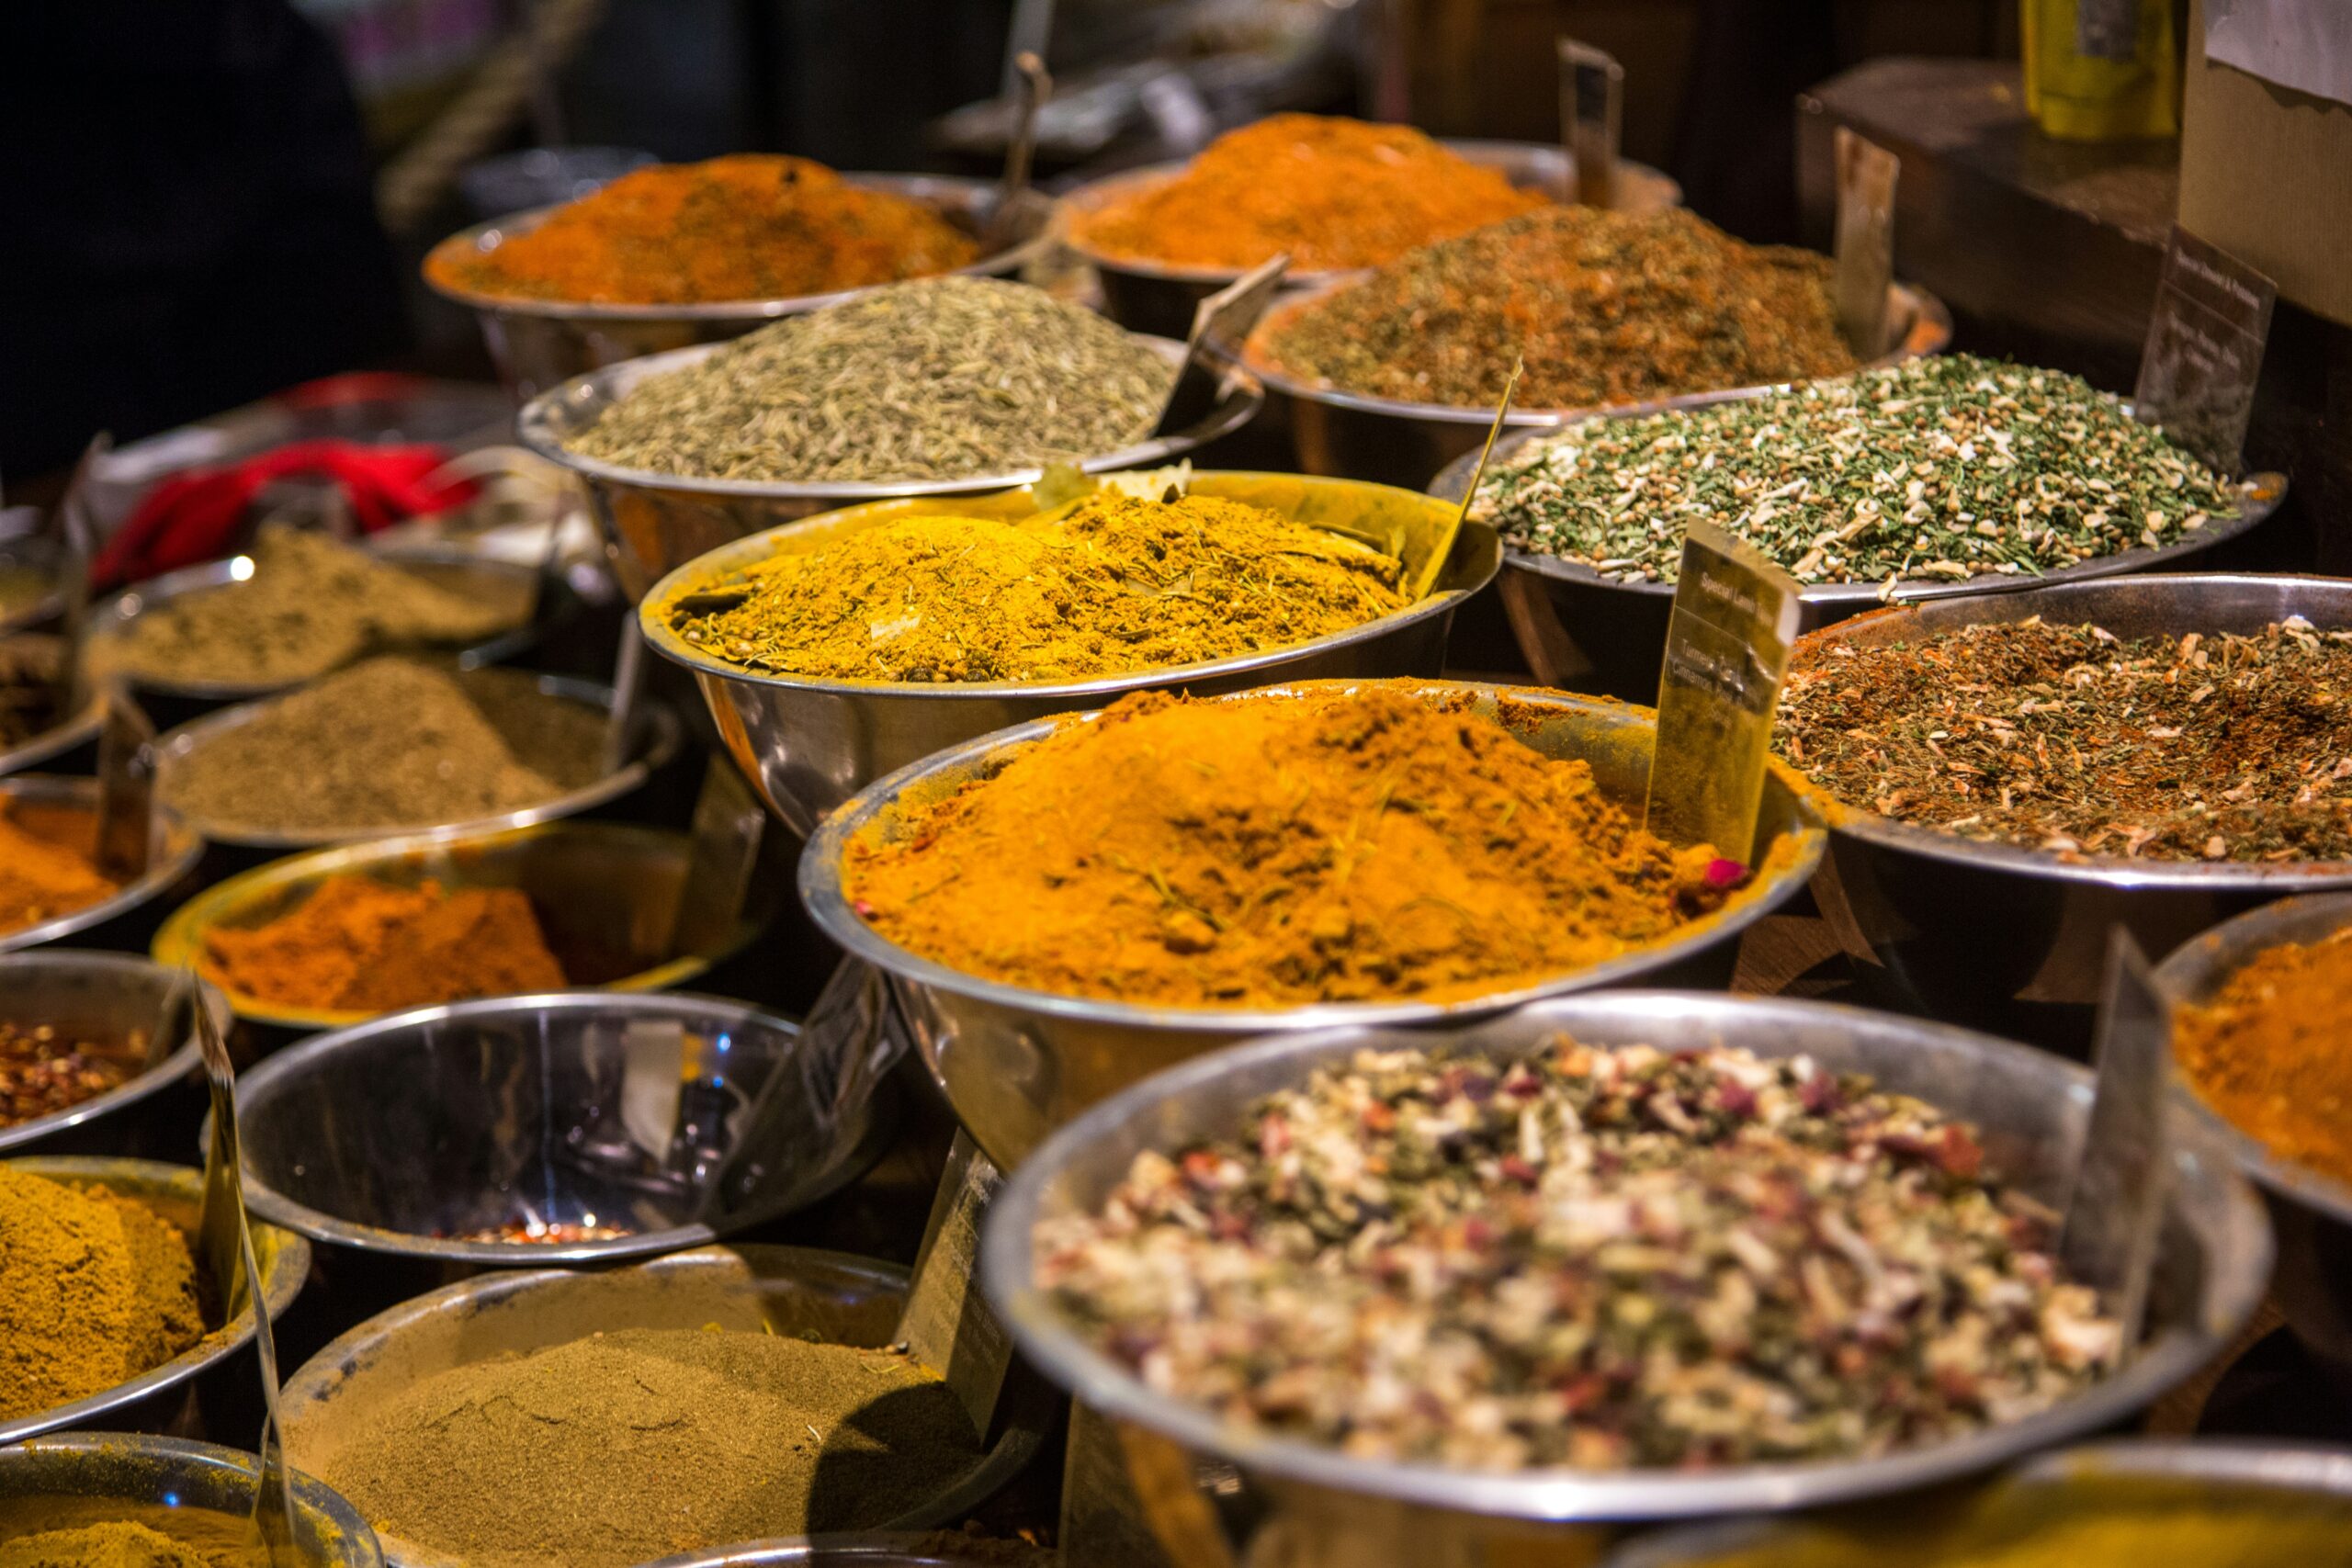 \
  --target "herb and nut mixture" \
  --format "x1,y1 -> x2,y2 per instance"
1037,1038 -> 2118,1471
1472,355 -> 2242,592
1777,616 -> 2352,863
